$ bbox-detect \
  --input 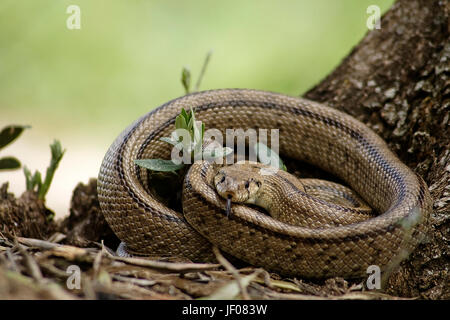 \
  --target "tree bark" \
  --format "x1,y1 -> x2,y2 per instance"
304,0 -> 449,299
